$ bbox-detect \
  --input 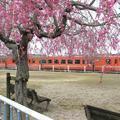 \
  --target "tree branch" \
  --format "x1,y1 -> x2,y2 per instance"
33,14 -> 67,38
44,0 -> 53,9
0,33 -> 18,61
17,25 -> 27,34
67,16 -> 106,27
89,0 -> 96,6
71,0 -> 97,11
31,0 -> 43,10
44,0 -> 59,29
